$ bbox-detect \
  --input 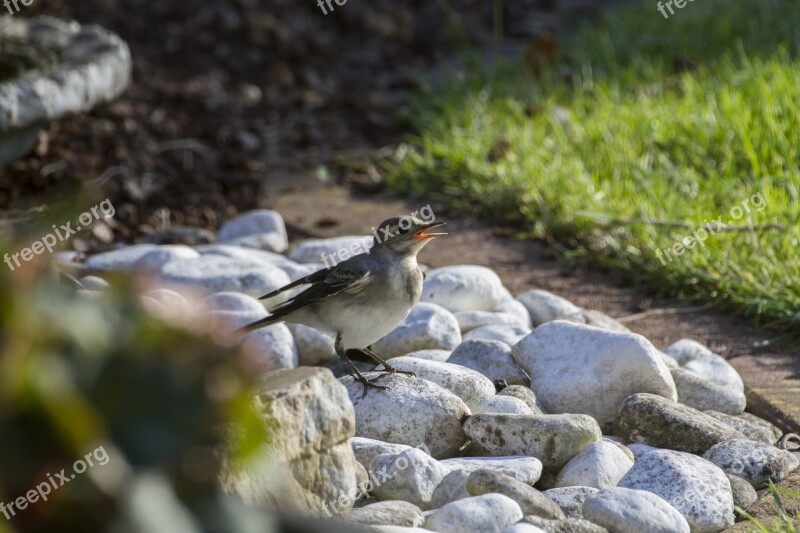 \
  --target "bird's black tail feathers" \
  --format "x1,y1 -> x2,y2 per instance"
237,314 -> 281,334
